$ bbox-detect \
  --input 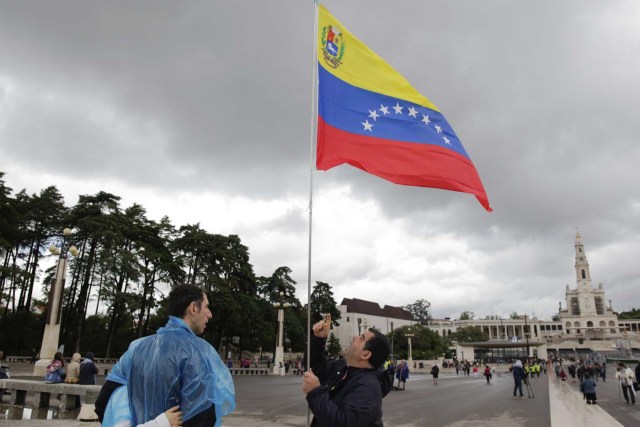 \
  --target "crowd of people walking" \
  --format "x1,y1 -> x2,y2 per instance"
550,354 -> 639,406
